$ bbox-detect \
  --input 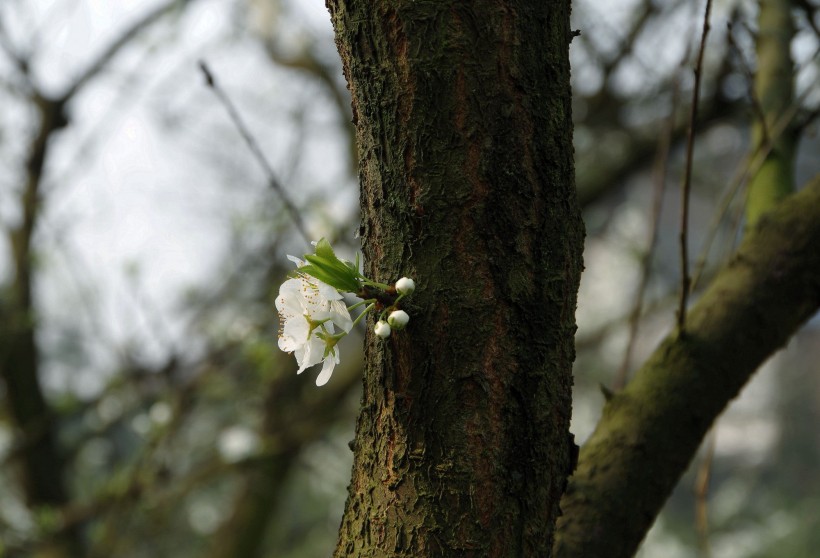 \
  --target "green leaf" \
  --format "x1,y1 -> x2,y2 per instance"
313,238 -> 336,260
295,265 -> 339,287
298,264 -> 360,292
295,238 -> 362,292
305,255 -> 351,280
